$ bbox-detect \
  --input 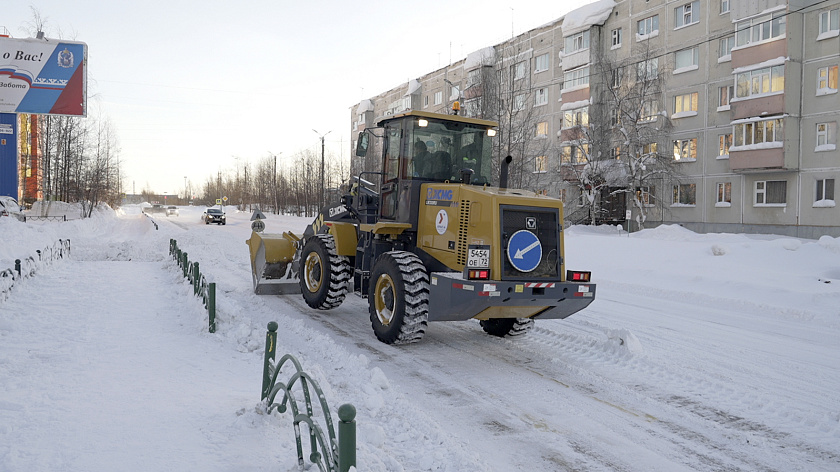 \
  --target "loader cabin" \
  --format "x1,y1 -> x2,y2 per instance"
355,108 -> 498,224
